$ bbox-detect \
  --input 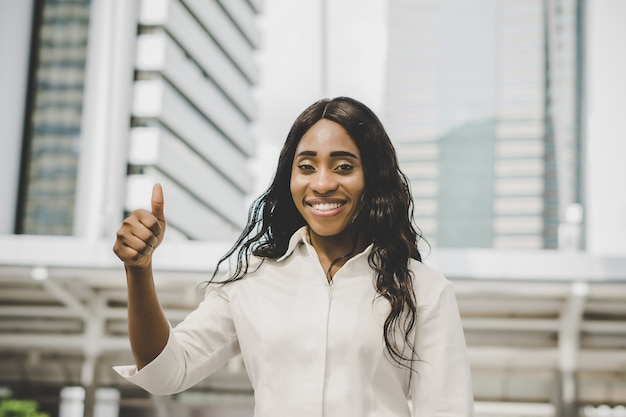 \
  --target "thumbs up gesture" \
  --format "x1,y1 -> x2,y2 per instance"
113,183 -> 167,271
